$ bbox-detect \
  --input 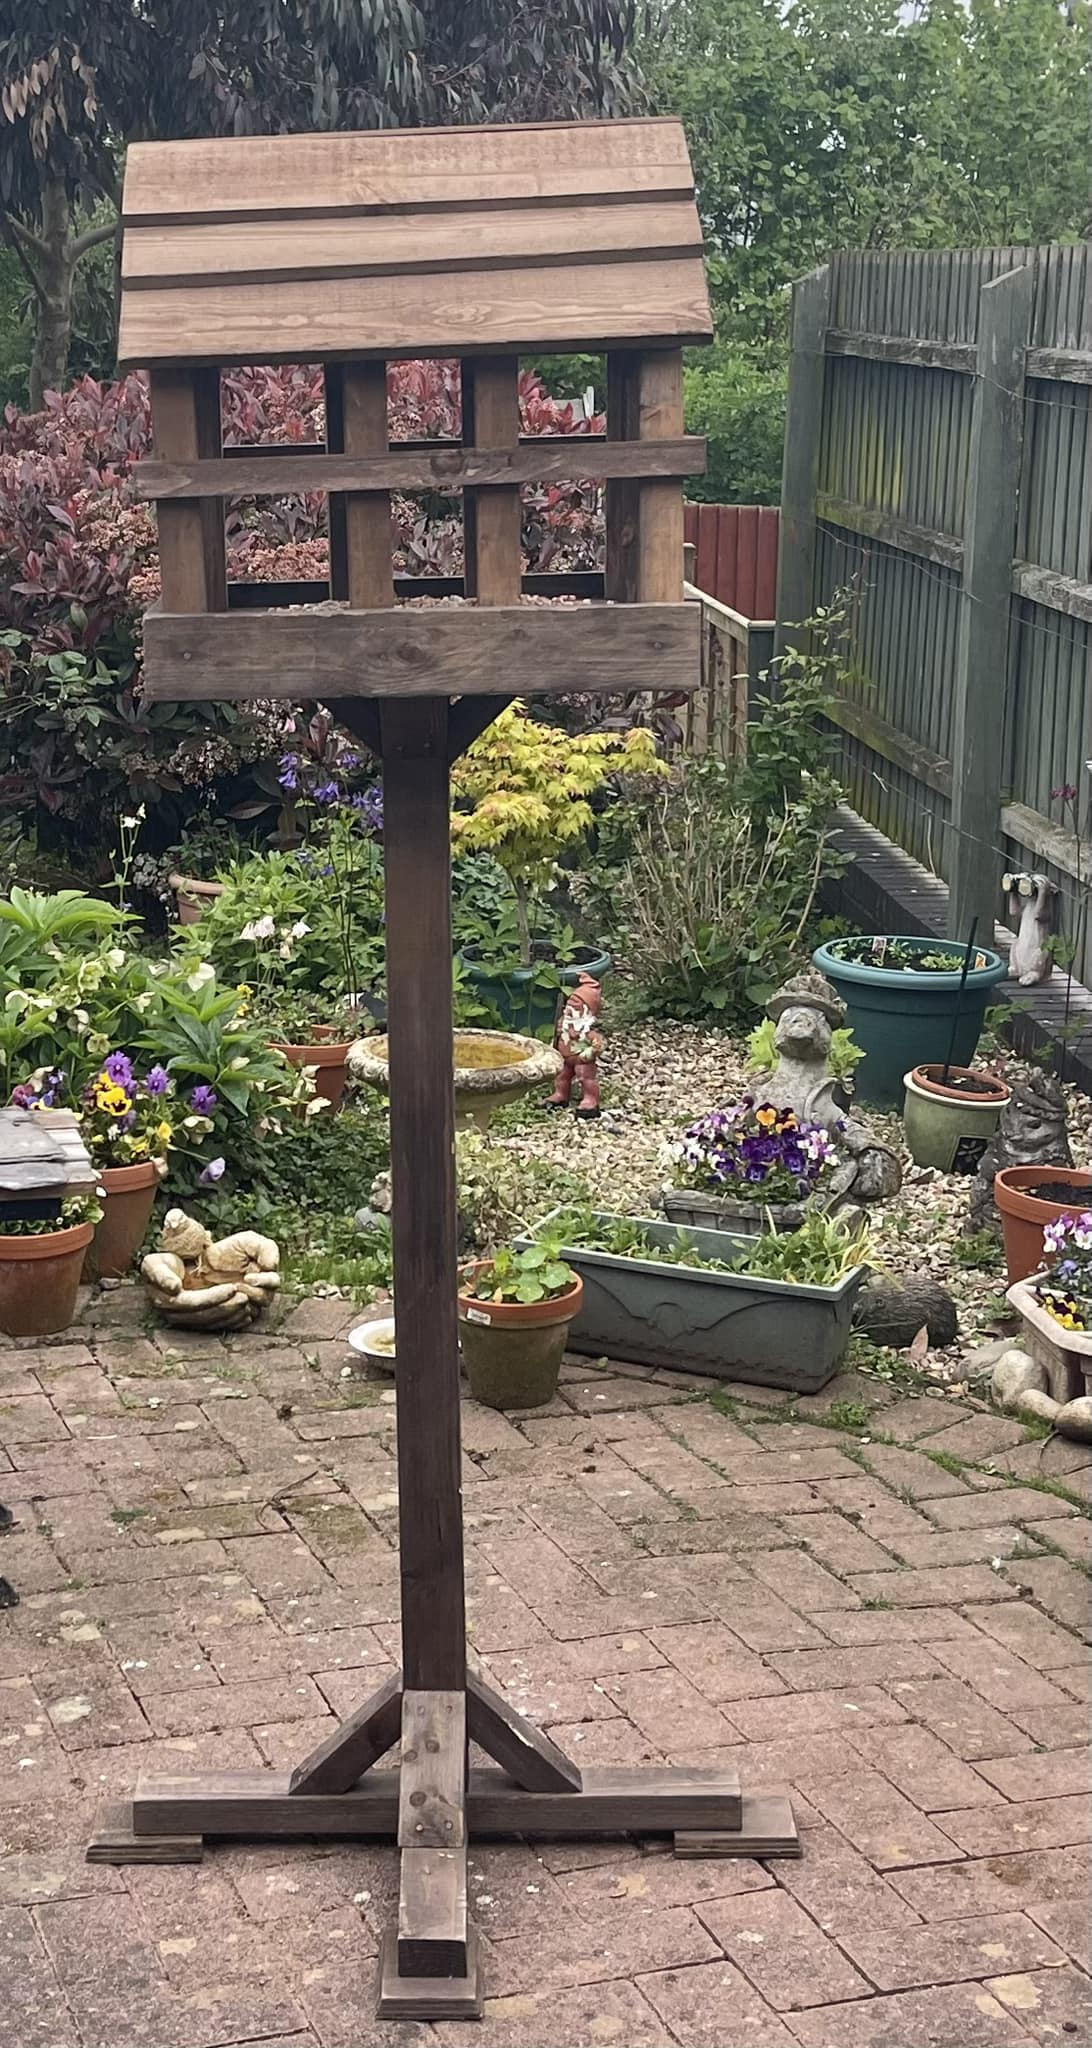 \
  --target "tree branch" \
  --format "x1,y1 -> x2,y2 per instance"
3,211 -> 50,263
0,213 -> 47,305
72,218 -> 118,259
